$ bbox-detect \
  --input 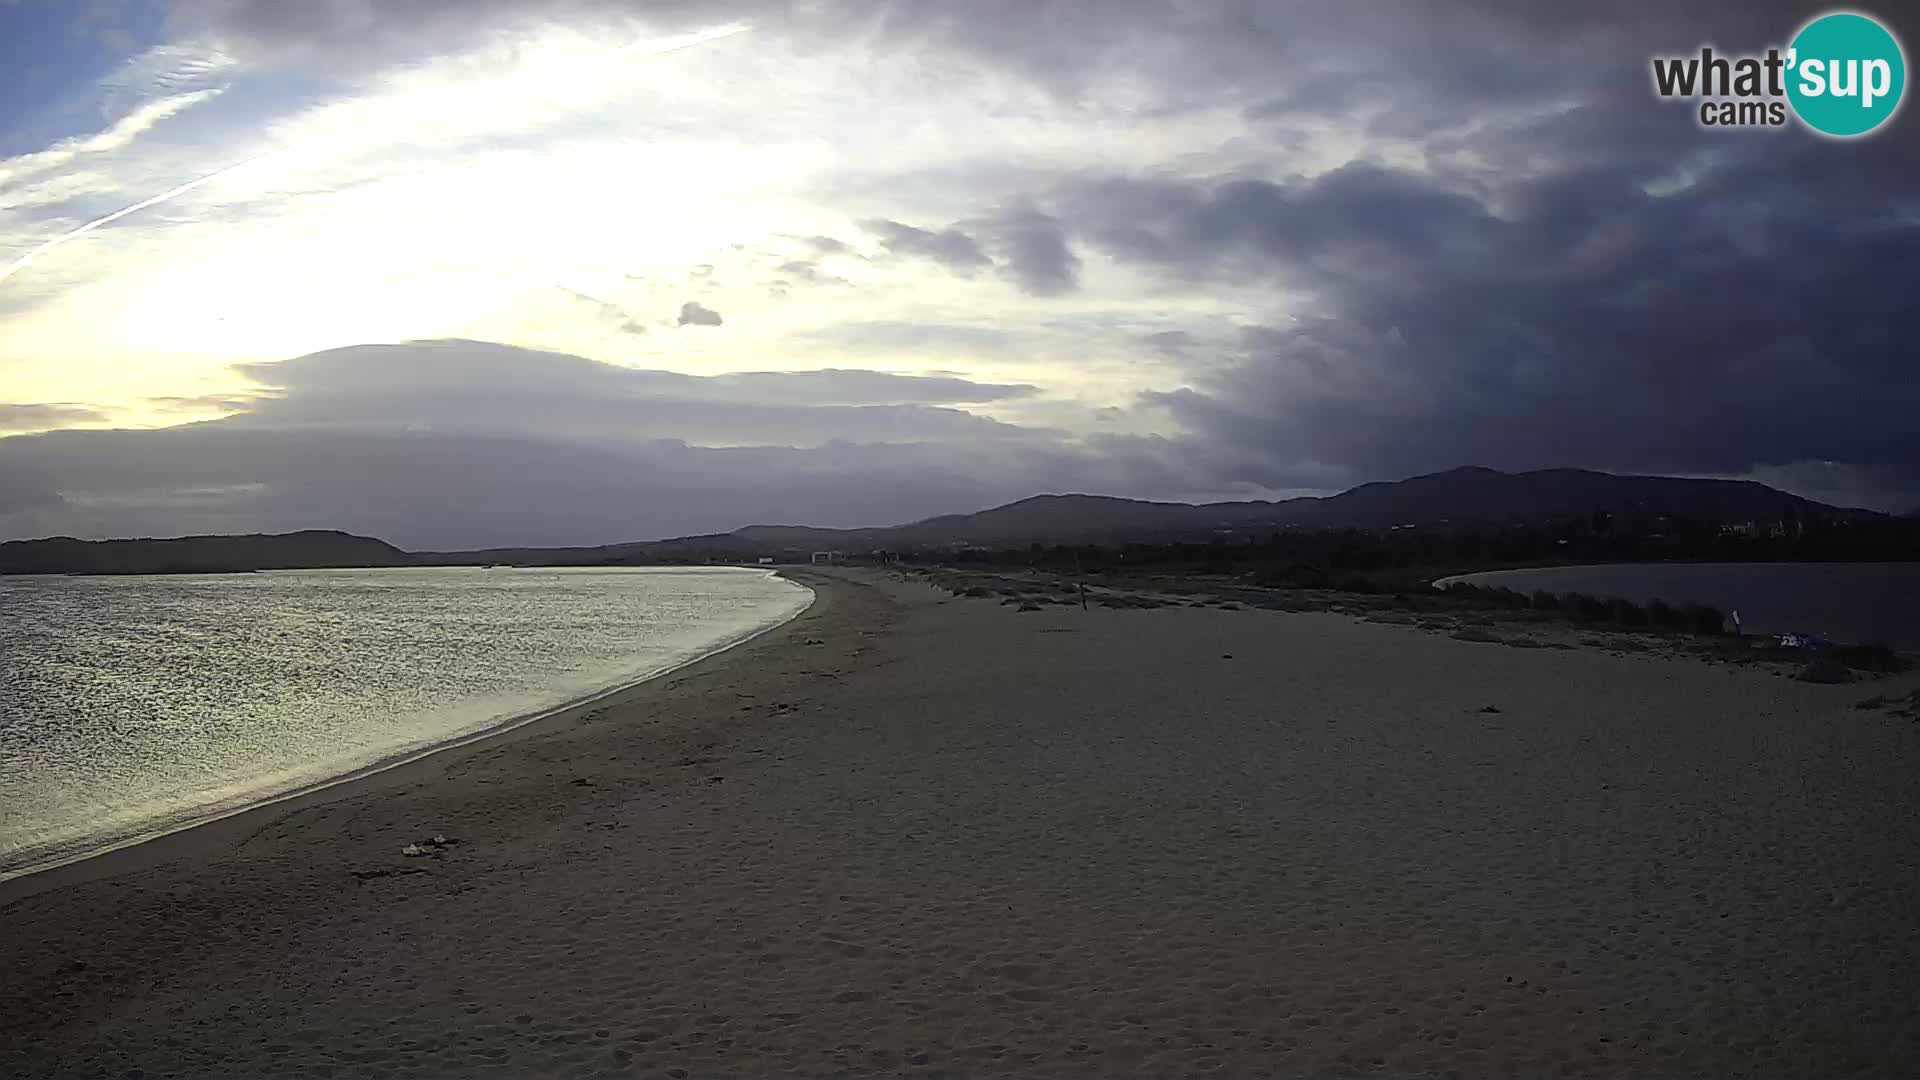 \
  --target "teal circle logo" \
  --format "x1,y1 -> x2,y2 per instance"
1786,12 -> 1906,137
